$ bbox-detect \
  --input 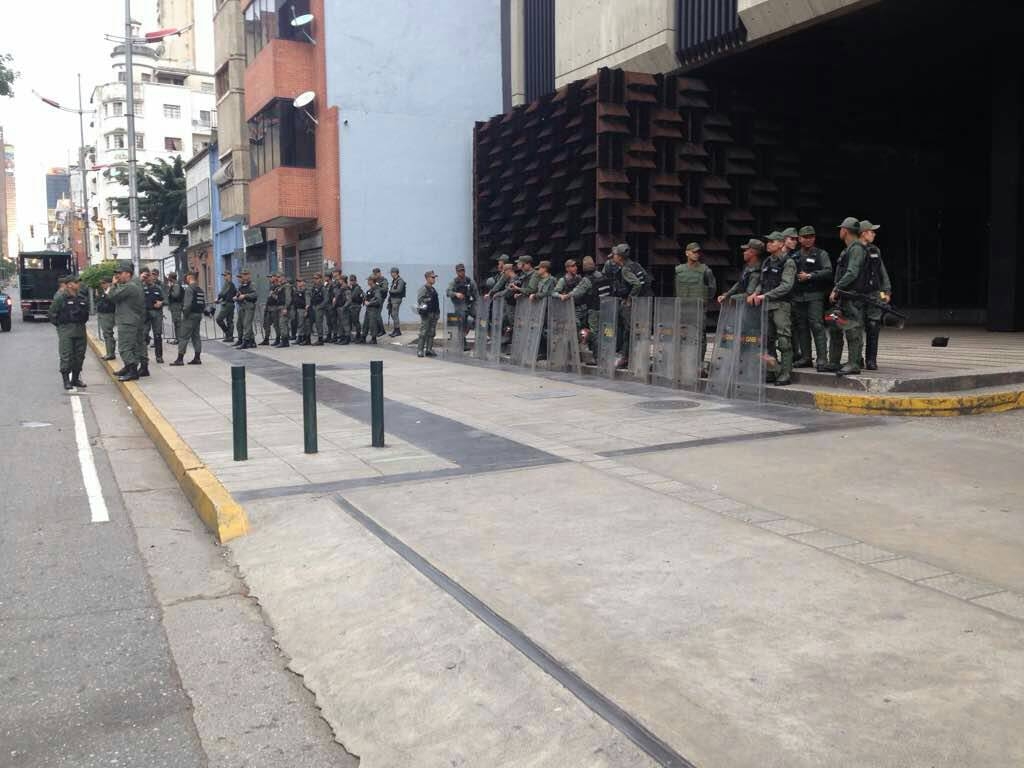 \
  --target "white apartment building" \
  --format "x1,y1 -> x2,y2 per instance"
86,41 -> 216,265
